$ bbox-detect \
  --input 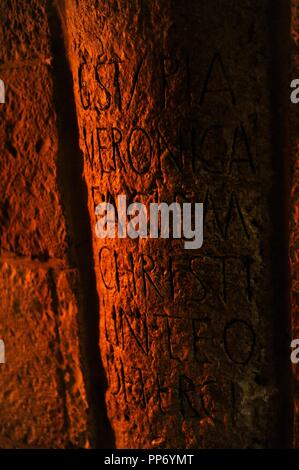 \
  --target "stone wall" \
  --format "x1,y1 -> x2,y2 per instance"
0,0 -> 97,448
0,0 -> 295,449
62,0 -> 290,448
